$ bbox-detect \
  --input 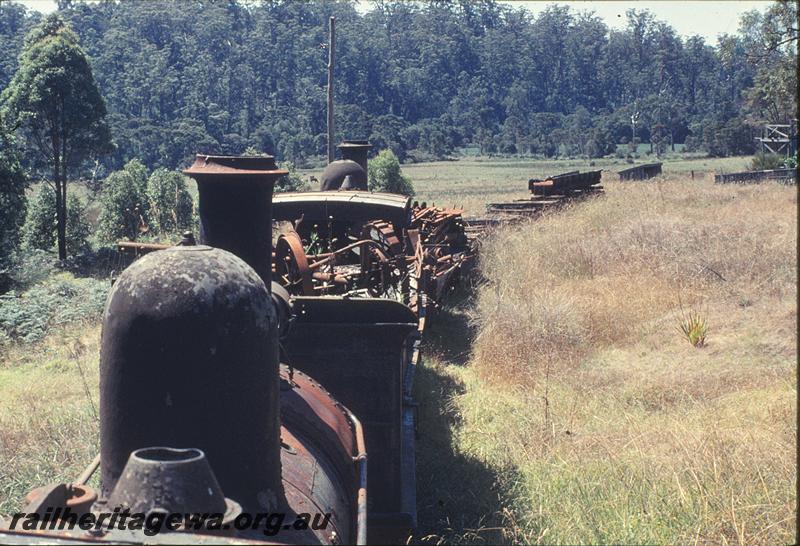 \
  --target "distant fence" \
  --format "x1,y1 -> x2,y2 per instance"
714,168 -> 797,184
618,162 -> 662,181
